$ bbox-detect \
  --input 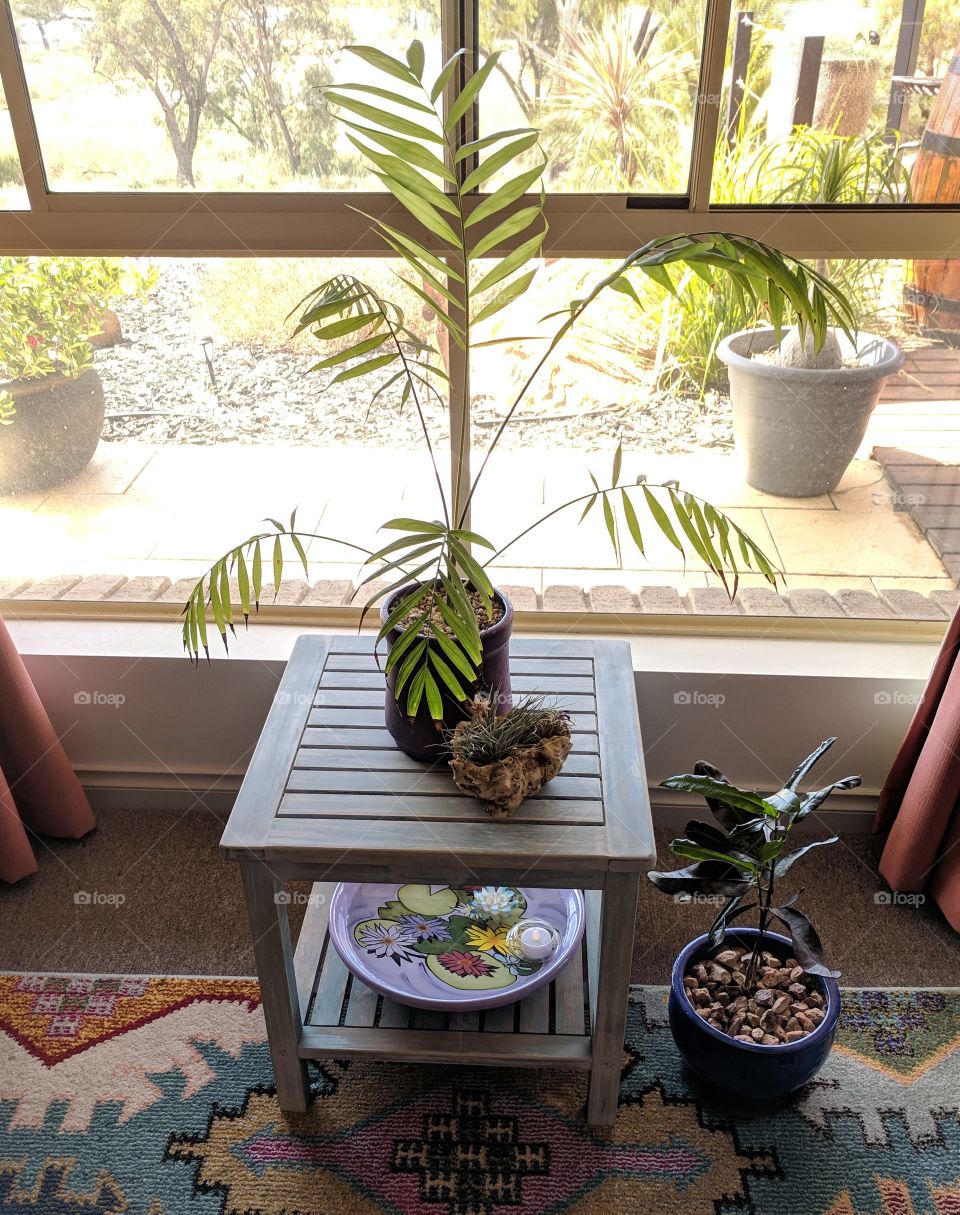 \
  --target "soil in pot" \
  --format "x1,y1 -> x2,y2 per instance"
381,584 -> 514,762
682,941 -> 827,1046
